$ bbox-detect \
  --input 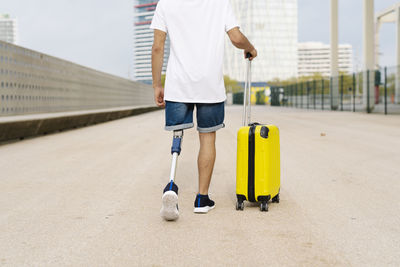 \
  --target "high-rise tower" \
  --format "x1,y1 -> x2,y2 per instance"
0,14 -> 18,44
133,0 -> 170,84
224,0 -> 298,82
